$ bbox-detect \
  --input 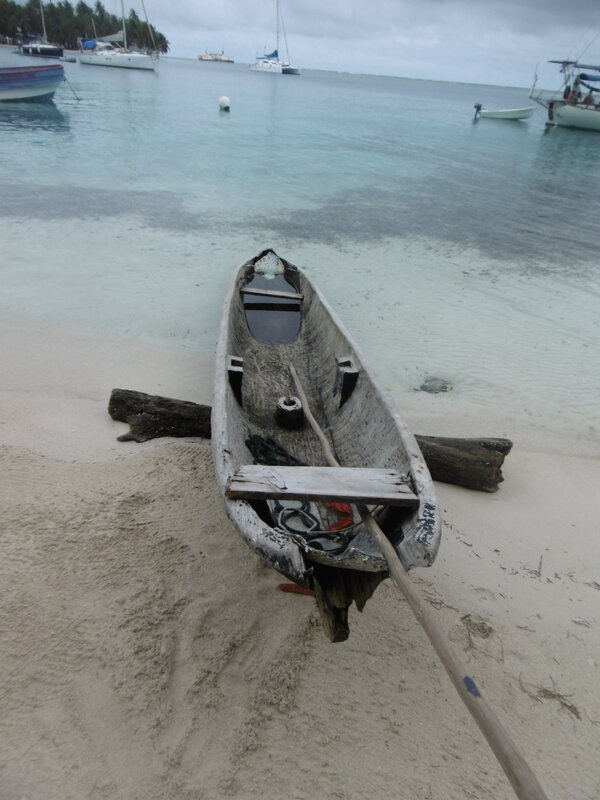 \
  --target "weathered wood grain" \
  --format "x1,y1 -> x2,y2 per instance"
226,464 -> 419,506
416,435 -> 512,492
108,388 -> 211,442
